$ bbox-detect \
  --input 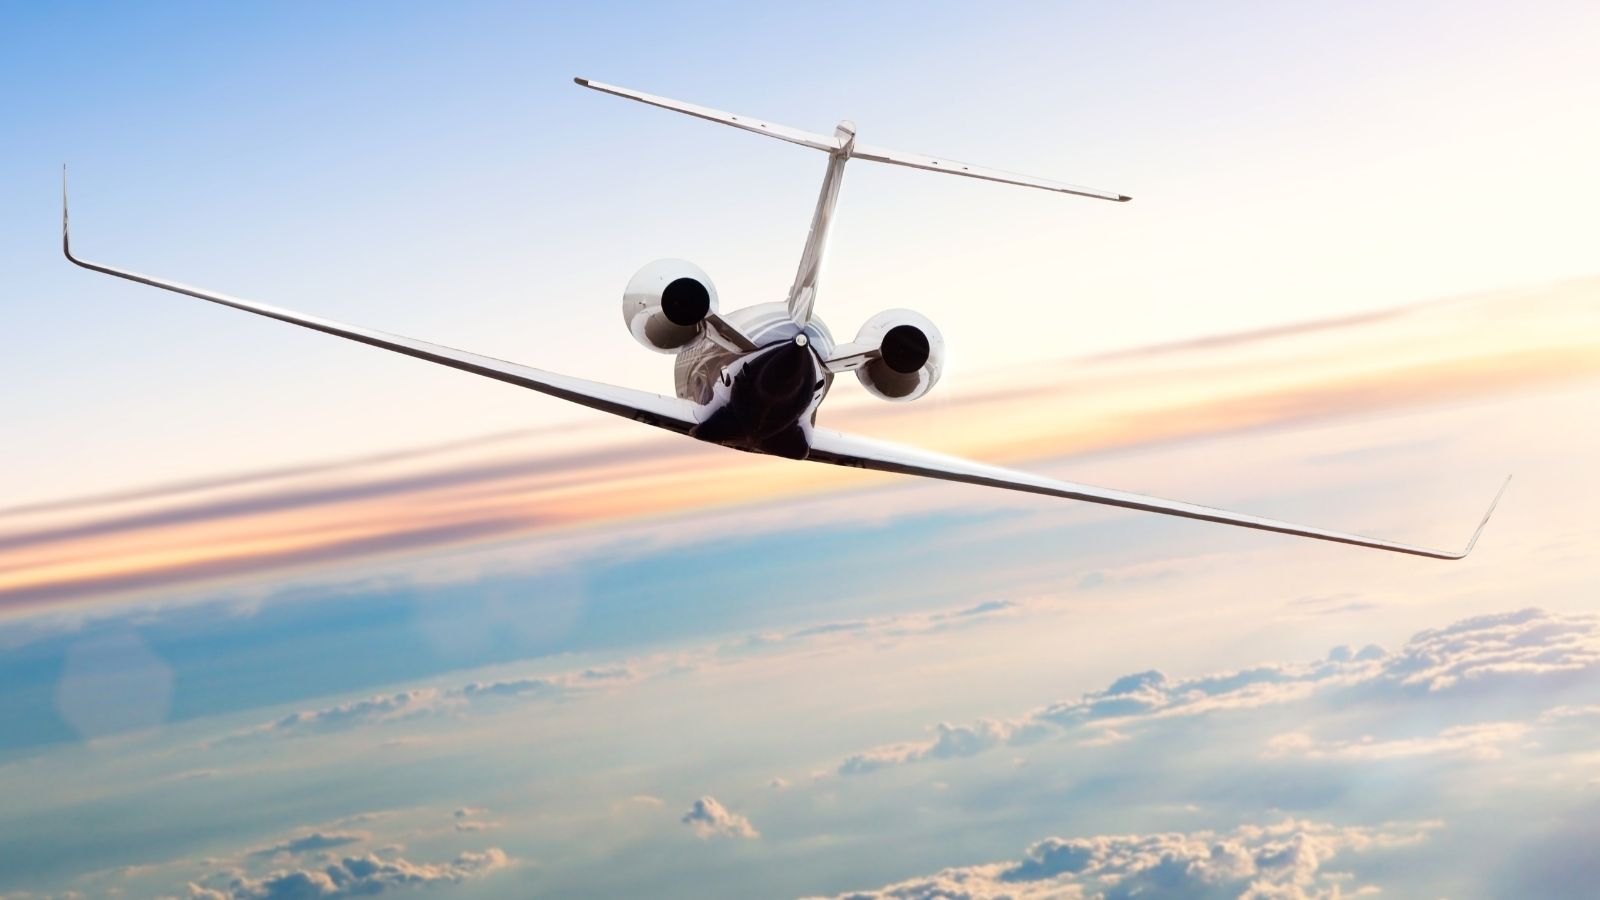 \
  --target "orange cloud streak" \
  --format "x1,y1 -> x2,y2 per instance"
2,278 -> 1596,614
